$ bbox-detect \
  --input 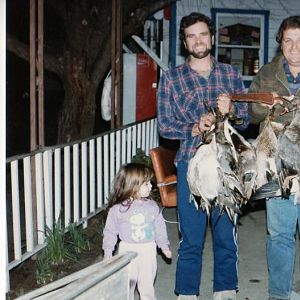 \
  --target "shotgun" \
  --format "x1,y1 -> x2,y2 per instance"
230,93 -> 300,115
230,92 -> 277,105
